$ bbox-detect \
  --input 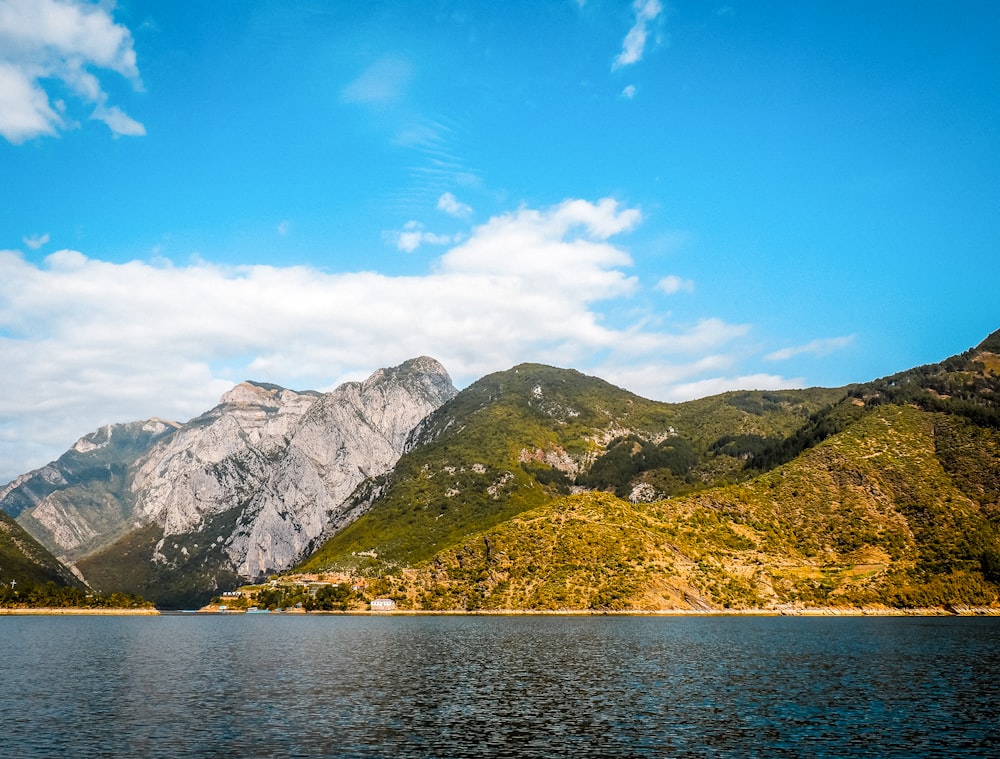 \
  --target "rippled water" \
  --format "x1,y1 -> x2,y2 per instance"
0,615 -> 997,757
